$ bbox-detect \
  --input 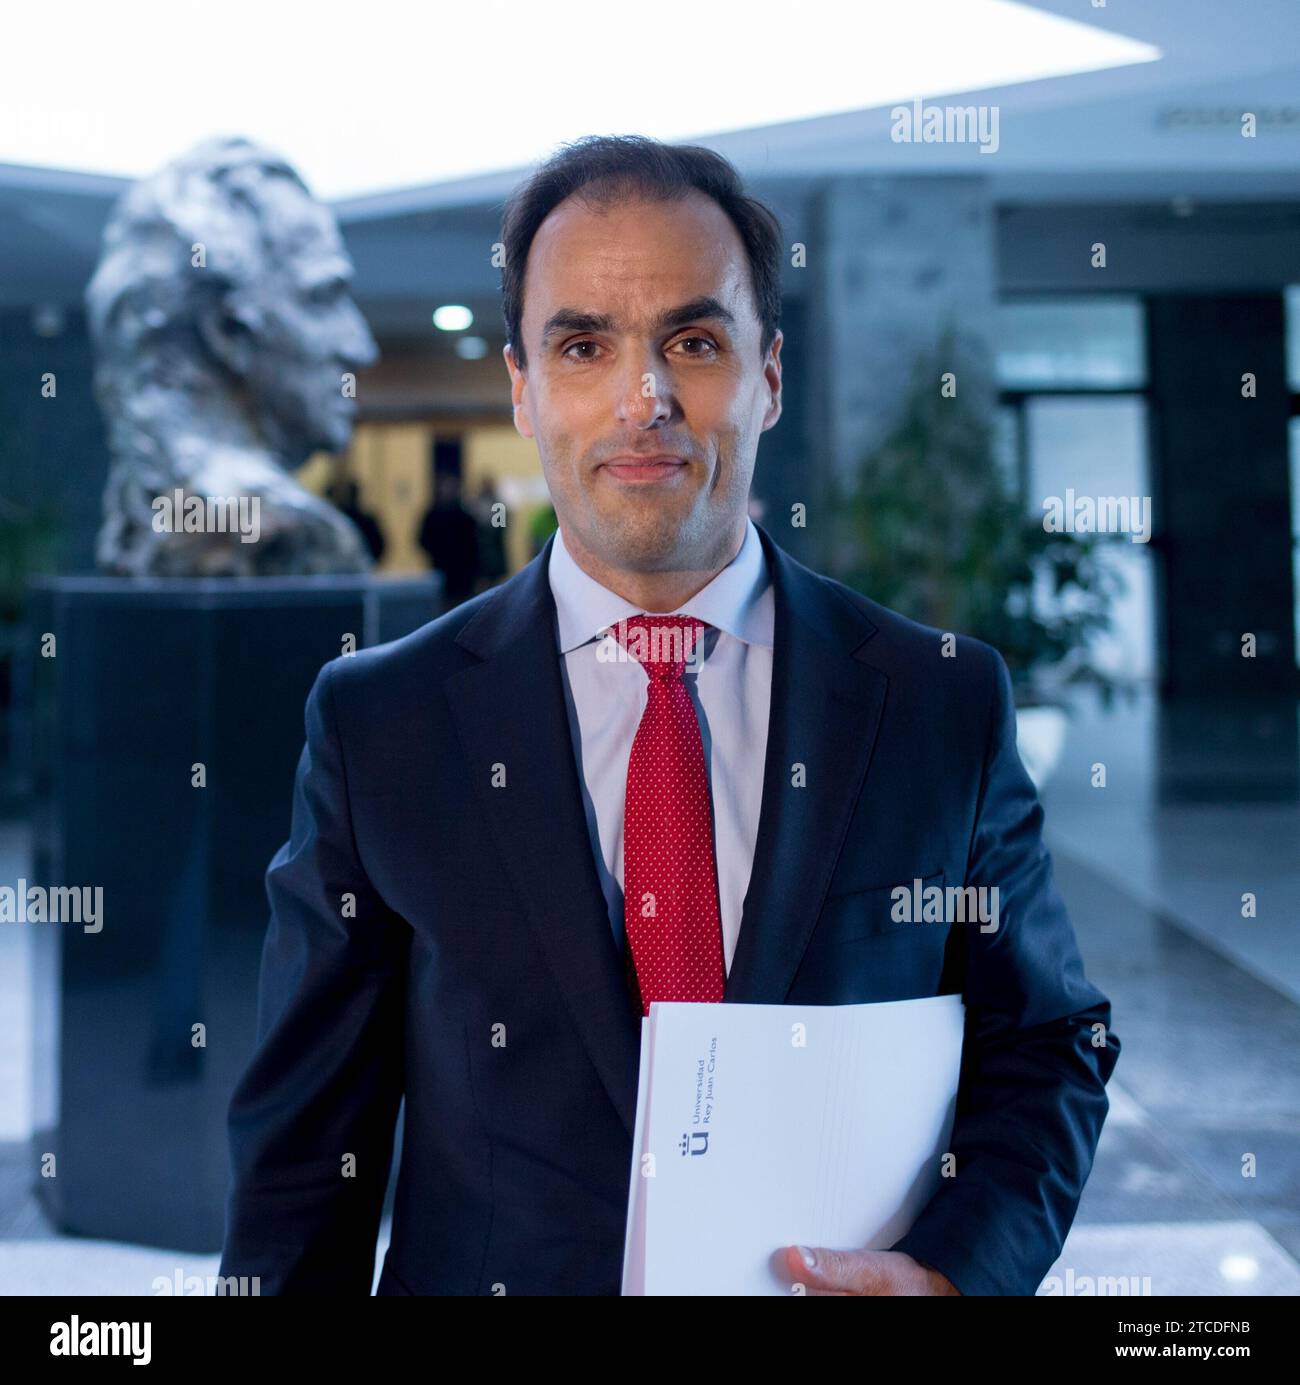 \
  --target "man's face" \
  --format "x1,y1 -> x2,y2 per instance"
505,190 -> 781,573
229,179 -> 379,459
